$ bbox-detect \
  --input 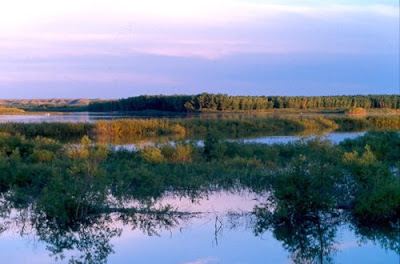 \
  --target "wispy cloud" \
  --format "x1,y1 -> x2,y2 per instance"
337,241 -> 360,250
0,2 -> 398,60
180,257 -> 219,264
0,71 -> 176,85
0,0 -> 398,97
